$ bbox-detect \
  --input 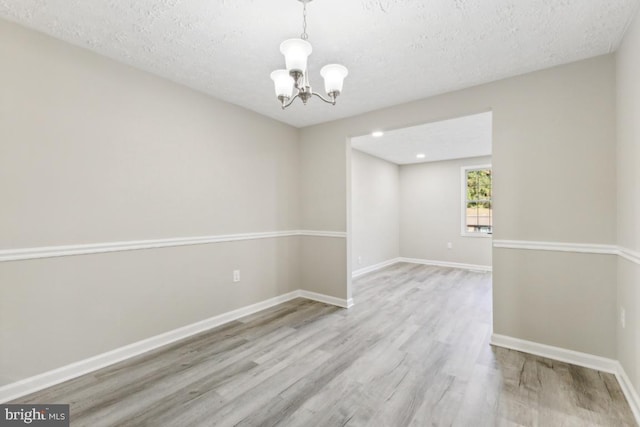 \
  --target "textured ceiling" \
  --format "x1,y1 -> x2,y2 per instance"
0,0 -> 638,128
351,112 -> 492,165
